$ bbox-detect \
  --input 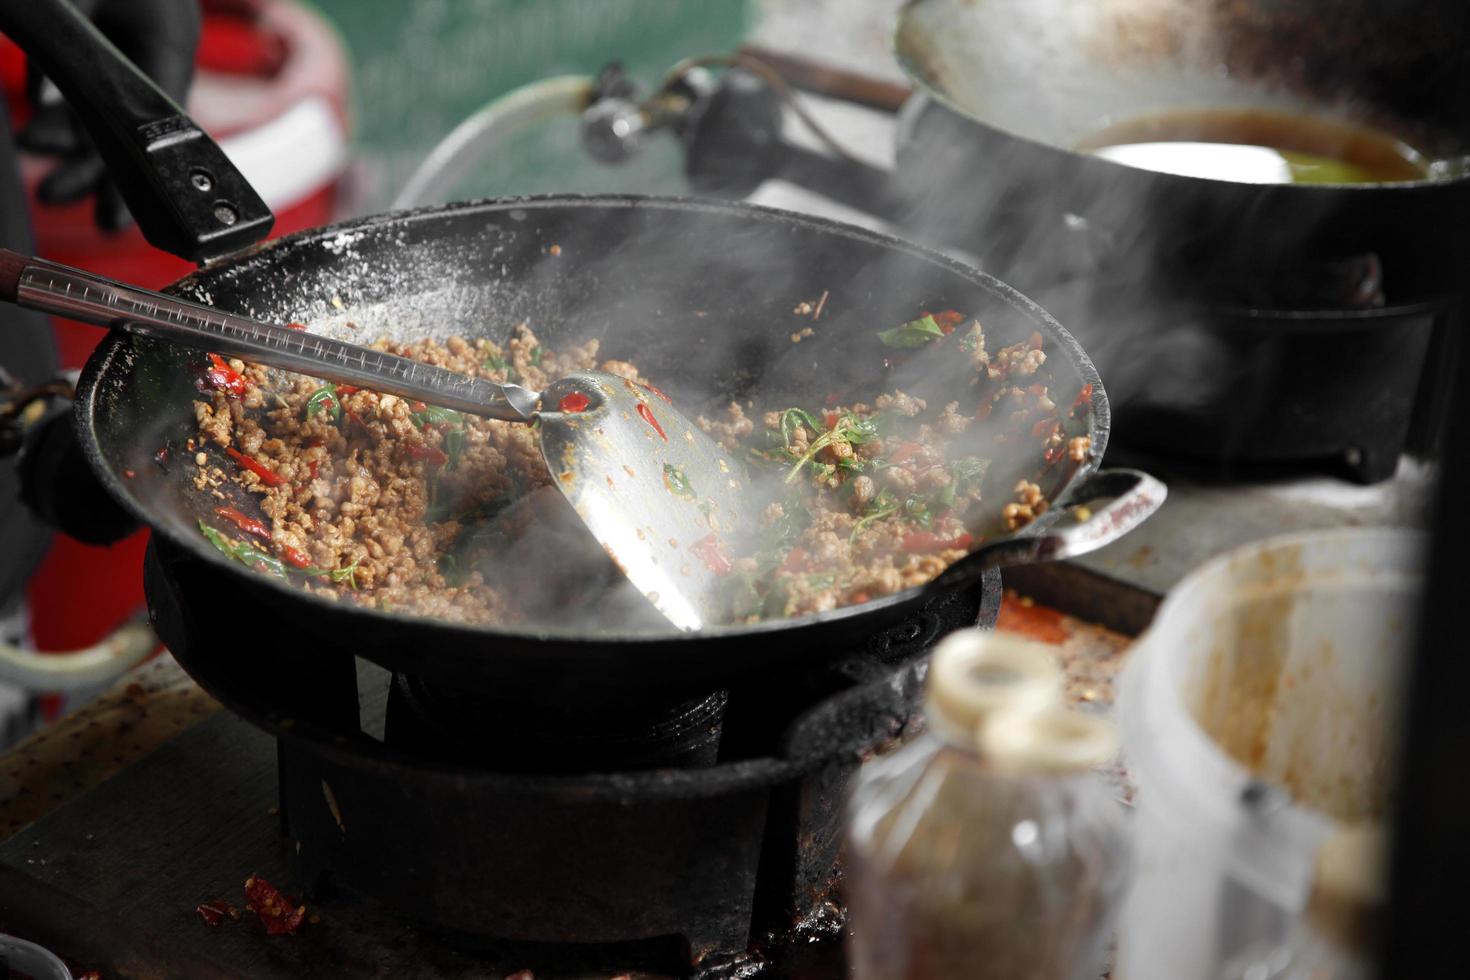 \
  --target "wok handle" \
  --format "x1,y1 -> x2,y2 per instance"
0,249 -> 540,422
0,0 -> 273,264
942,468 -> 1167,582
